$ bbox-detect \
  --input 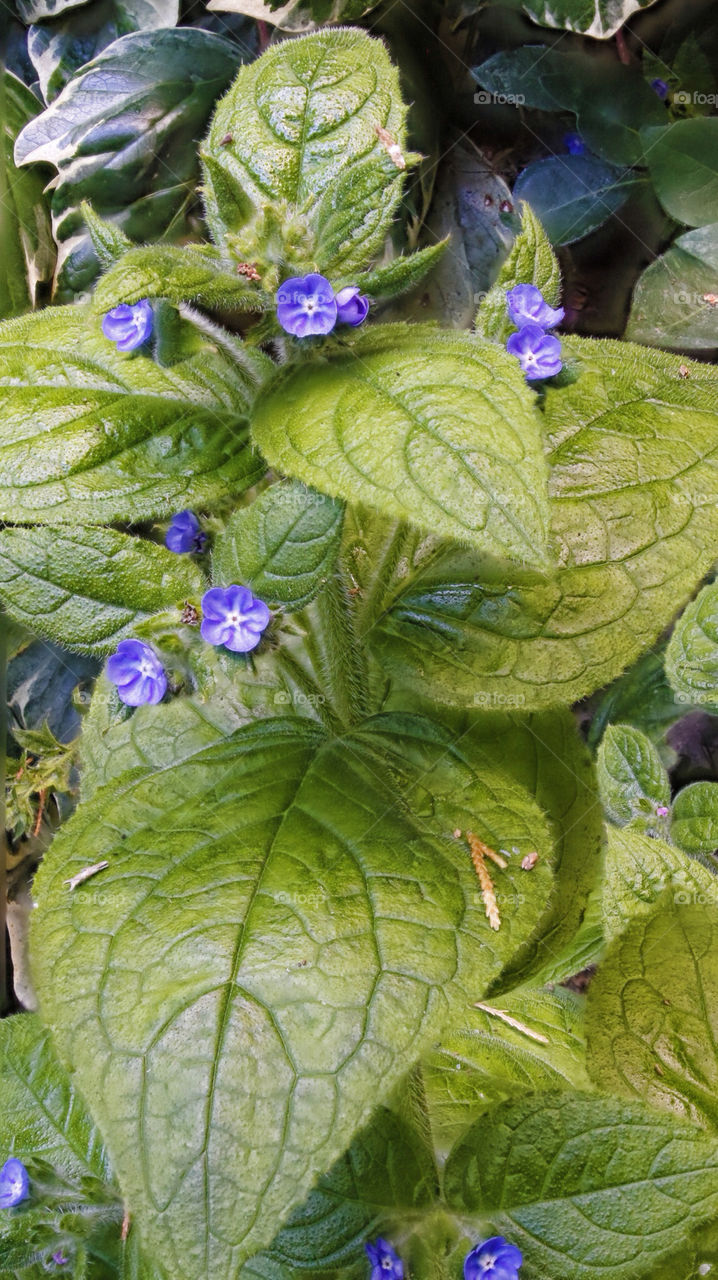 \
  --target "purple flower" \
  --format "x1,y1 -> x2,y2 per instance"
200,585 -> 270,653
101,300 -> 153,352
365,1238 -> 403,1280
165,510 -> 206,554
276,273 -> 337,337
506,284 -> 564,329
651,78 -> 669,99
464,1237 -> 523,1280
335,286 -> 369,327
506,323 -> 562,380
656,804 -> 670,817
106,639 -> 167,706
564,132 -> 586,155
51,1252 -> 69,1267
0,1158 -> 29,1208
